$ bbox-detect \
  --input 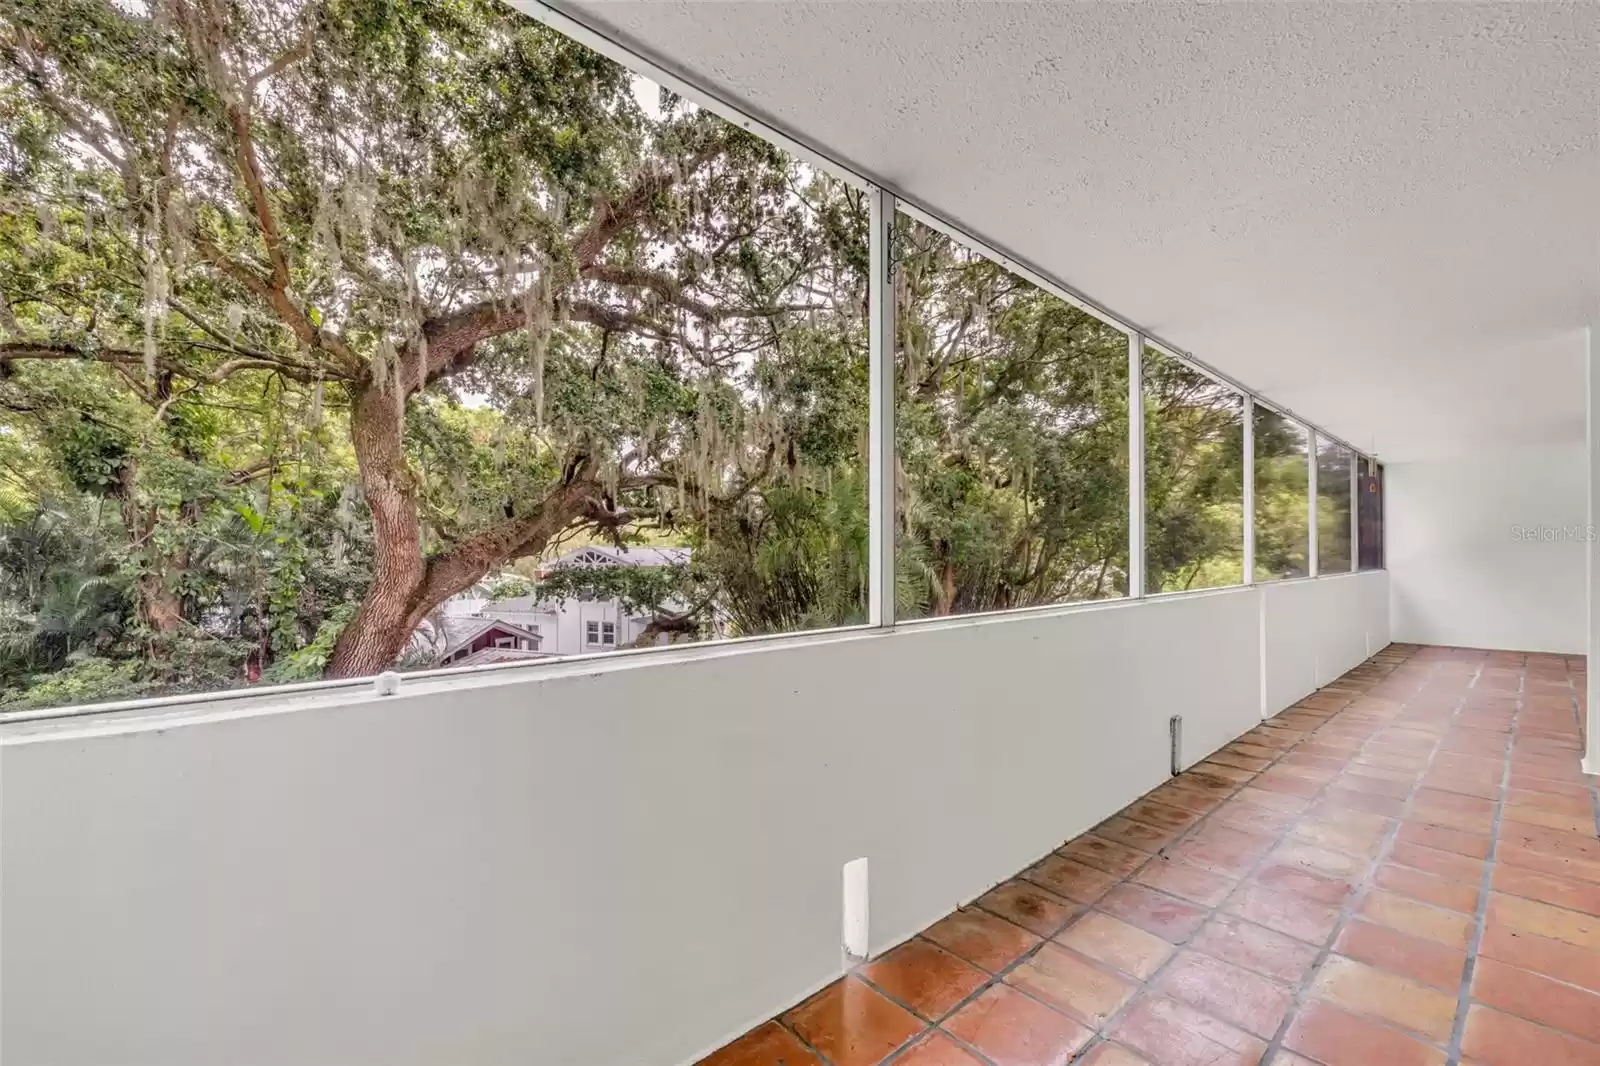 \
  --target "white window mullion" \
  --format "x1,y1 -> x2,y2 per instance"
1308,430 -> 1319,578
1350,454 -> 1359,572
867,186 -> 897,628
1128,332 -> 1145,599
1243,396 -> 1255,585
